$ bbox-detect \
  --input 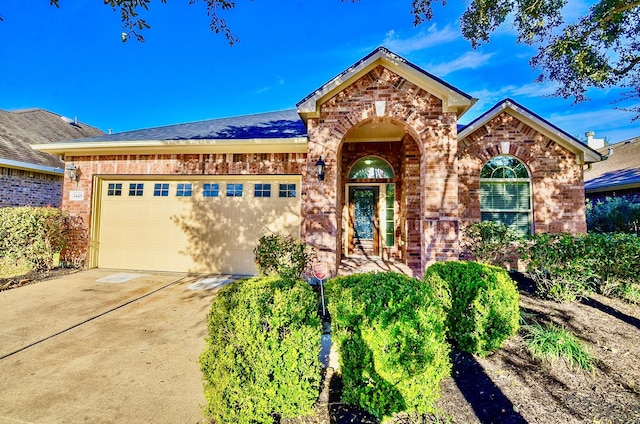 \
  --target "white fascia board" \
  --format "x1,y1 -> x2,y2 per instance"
0,158 -> 64,175
458,101 -> 602,164
31,137 -> 309,156
585,182 -> 640,193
